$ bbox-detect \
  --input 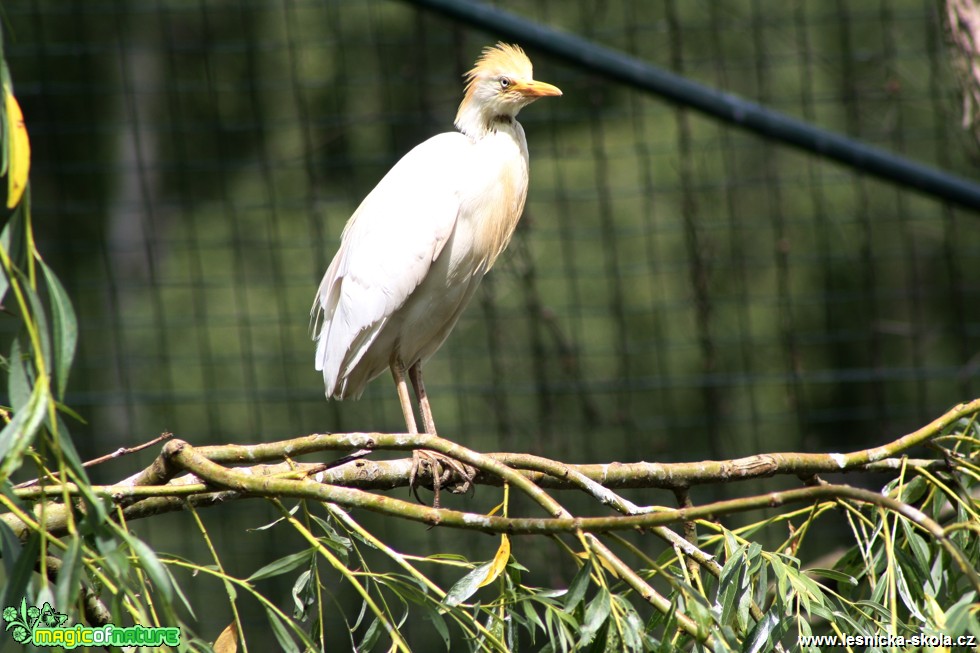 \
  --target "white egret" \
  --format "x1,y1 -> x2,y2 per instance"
312,43 -> 561,499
